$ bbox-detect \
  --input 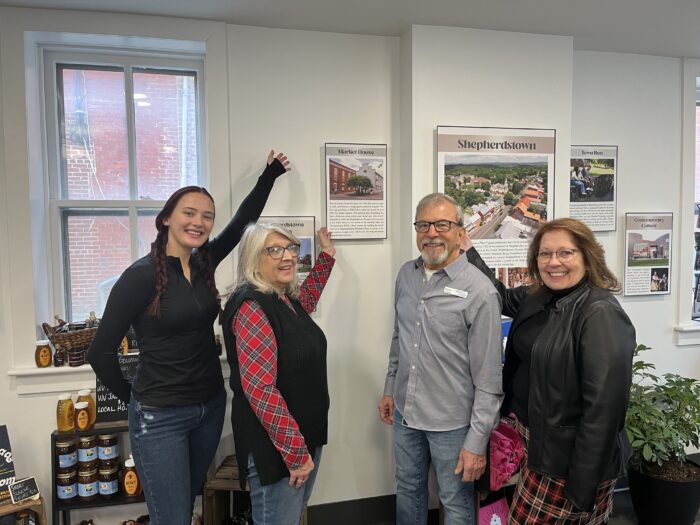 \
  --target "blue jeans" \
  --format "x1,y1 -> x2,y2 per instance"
393,408 -> 474,525
128,388 -> 226,525
247,447 -> 322,525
